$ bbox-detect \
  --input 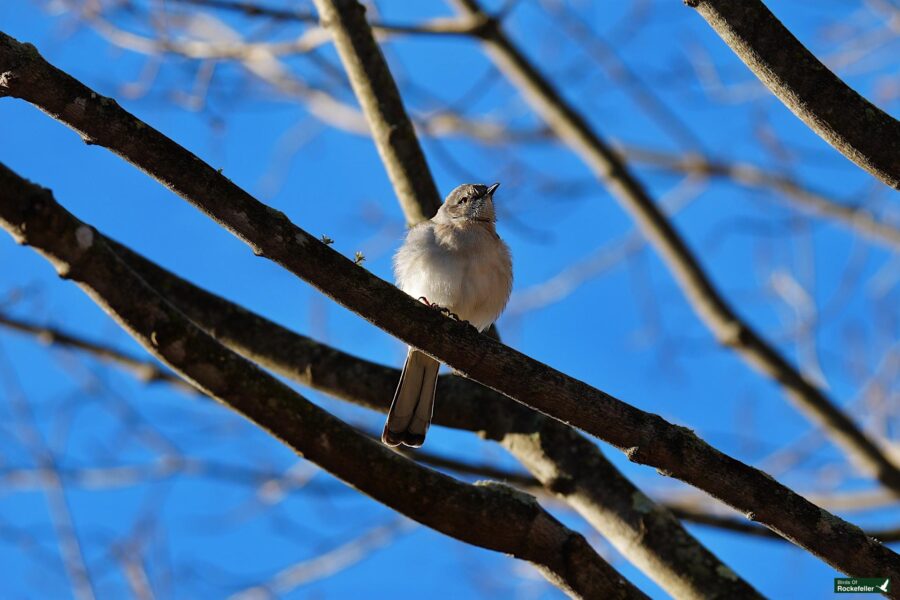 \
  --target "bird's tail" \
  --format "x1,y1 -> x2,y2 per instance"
382,348 -> 439,448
